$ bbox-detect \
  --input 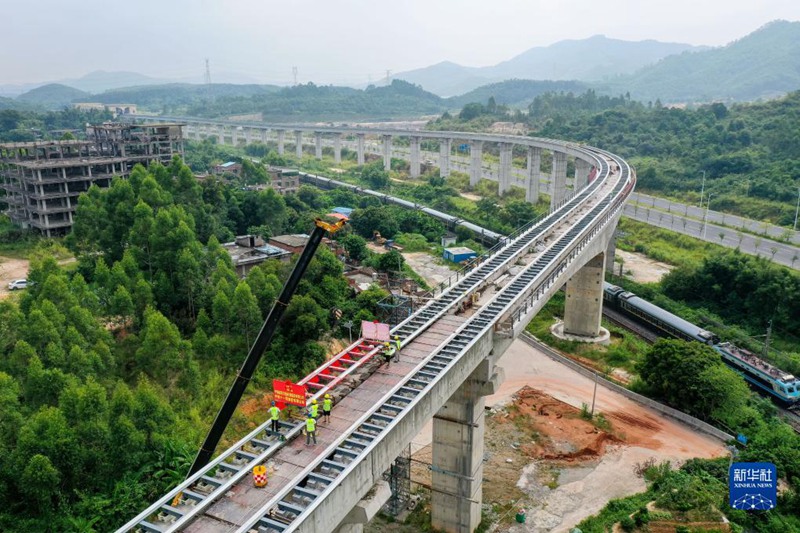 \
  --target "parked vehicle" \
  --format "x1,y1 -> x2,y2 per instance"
7,279 -> 28,290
